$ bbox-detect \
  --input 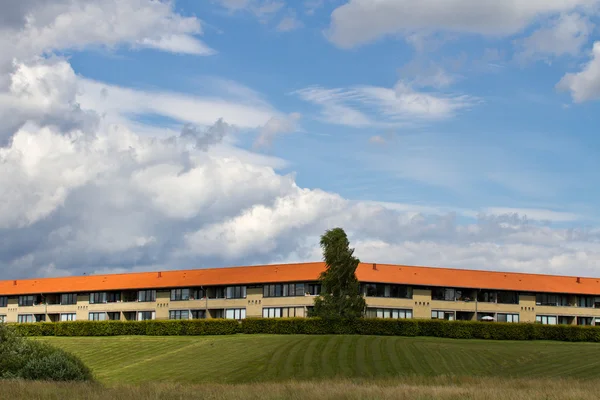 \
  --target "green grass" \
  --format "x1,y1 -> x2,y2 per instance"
38,335 -> 600,385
